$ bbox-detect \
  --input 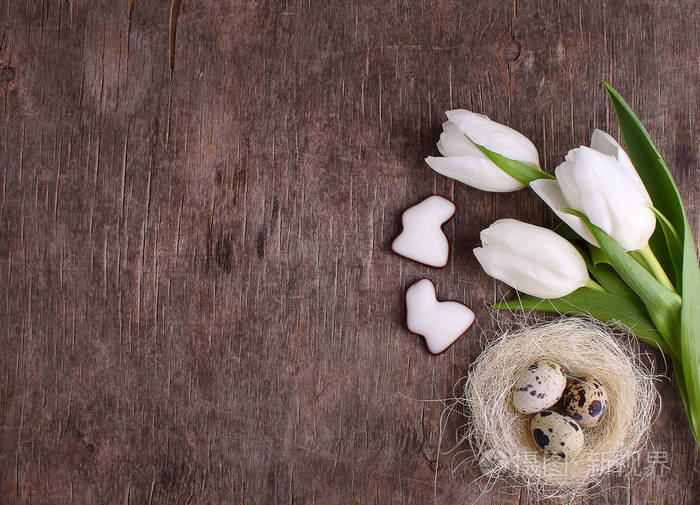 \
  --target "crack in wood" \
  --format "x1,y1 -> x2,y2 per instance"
168,0 -> 183,75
